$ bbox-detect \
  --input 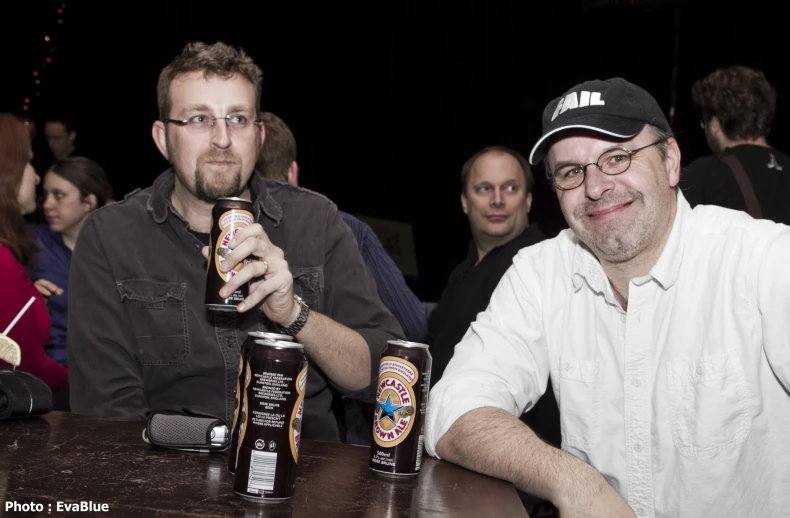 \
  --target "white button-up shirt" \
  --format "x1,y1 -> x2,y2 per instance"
426,192 -> 790,517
